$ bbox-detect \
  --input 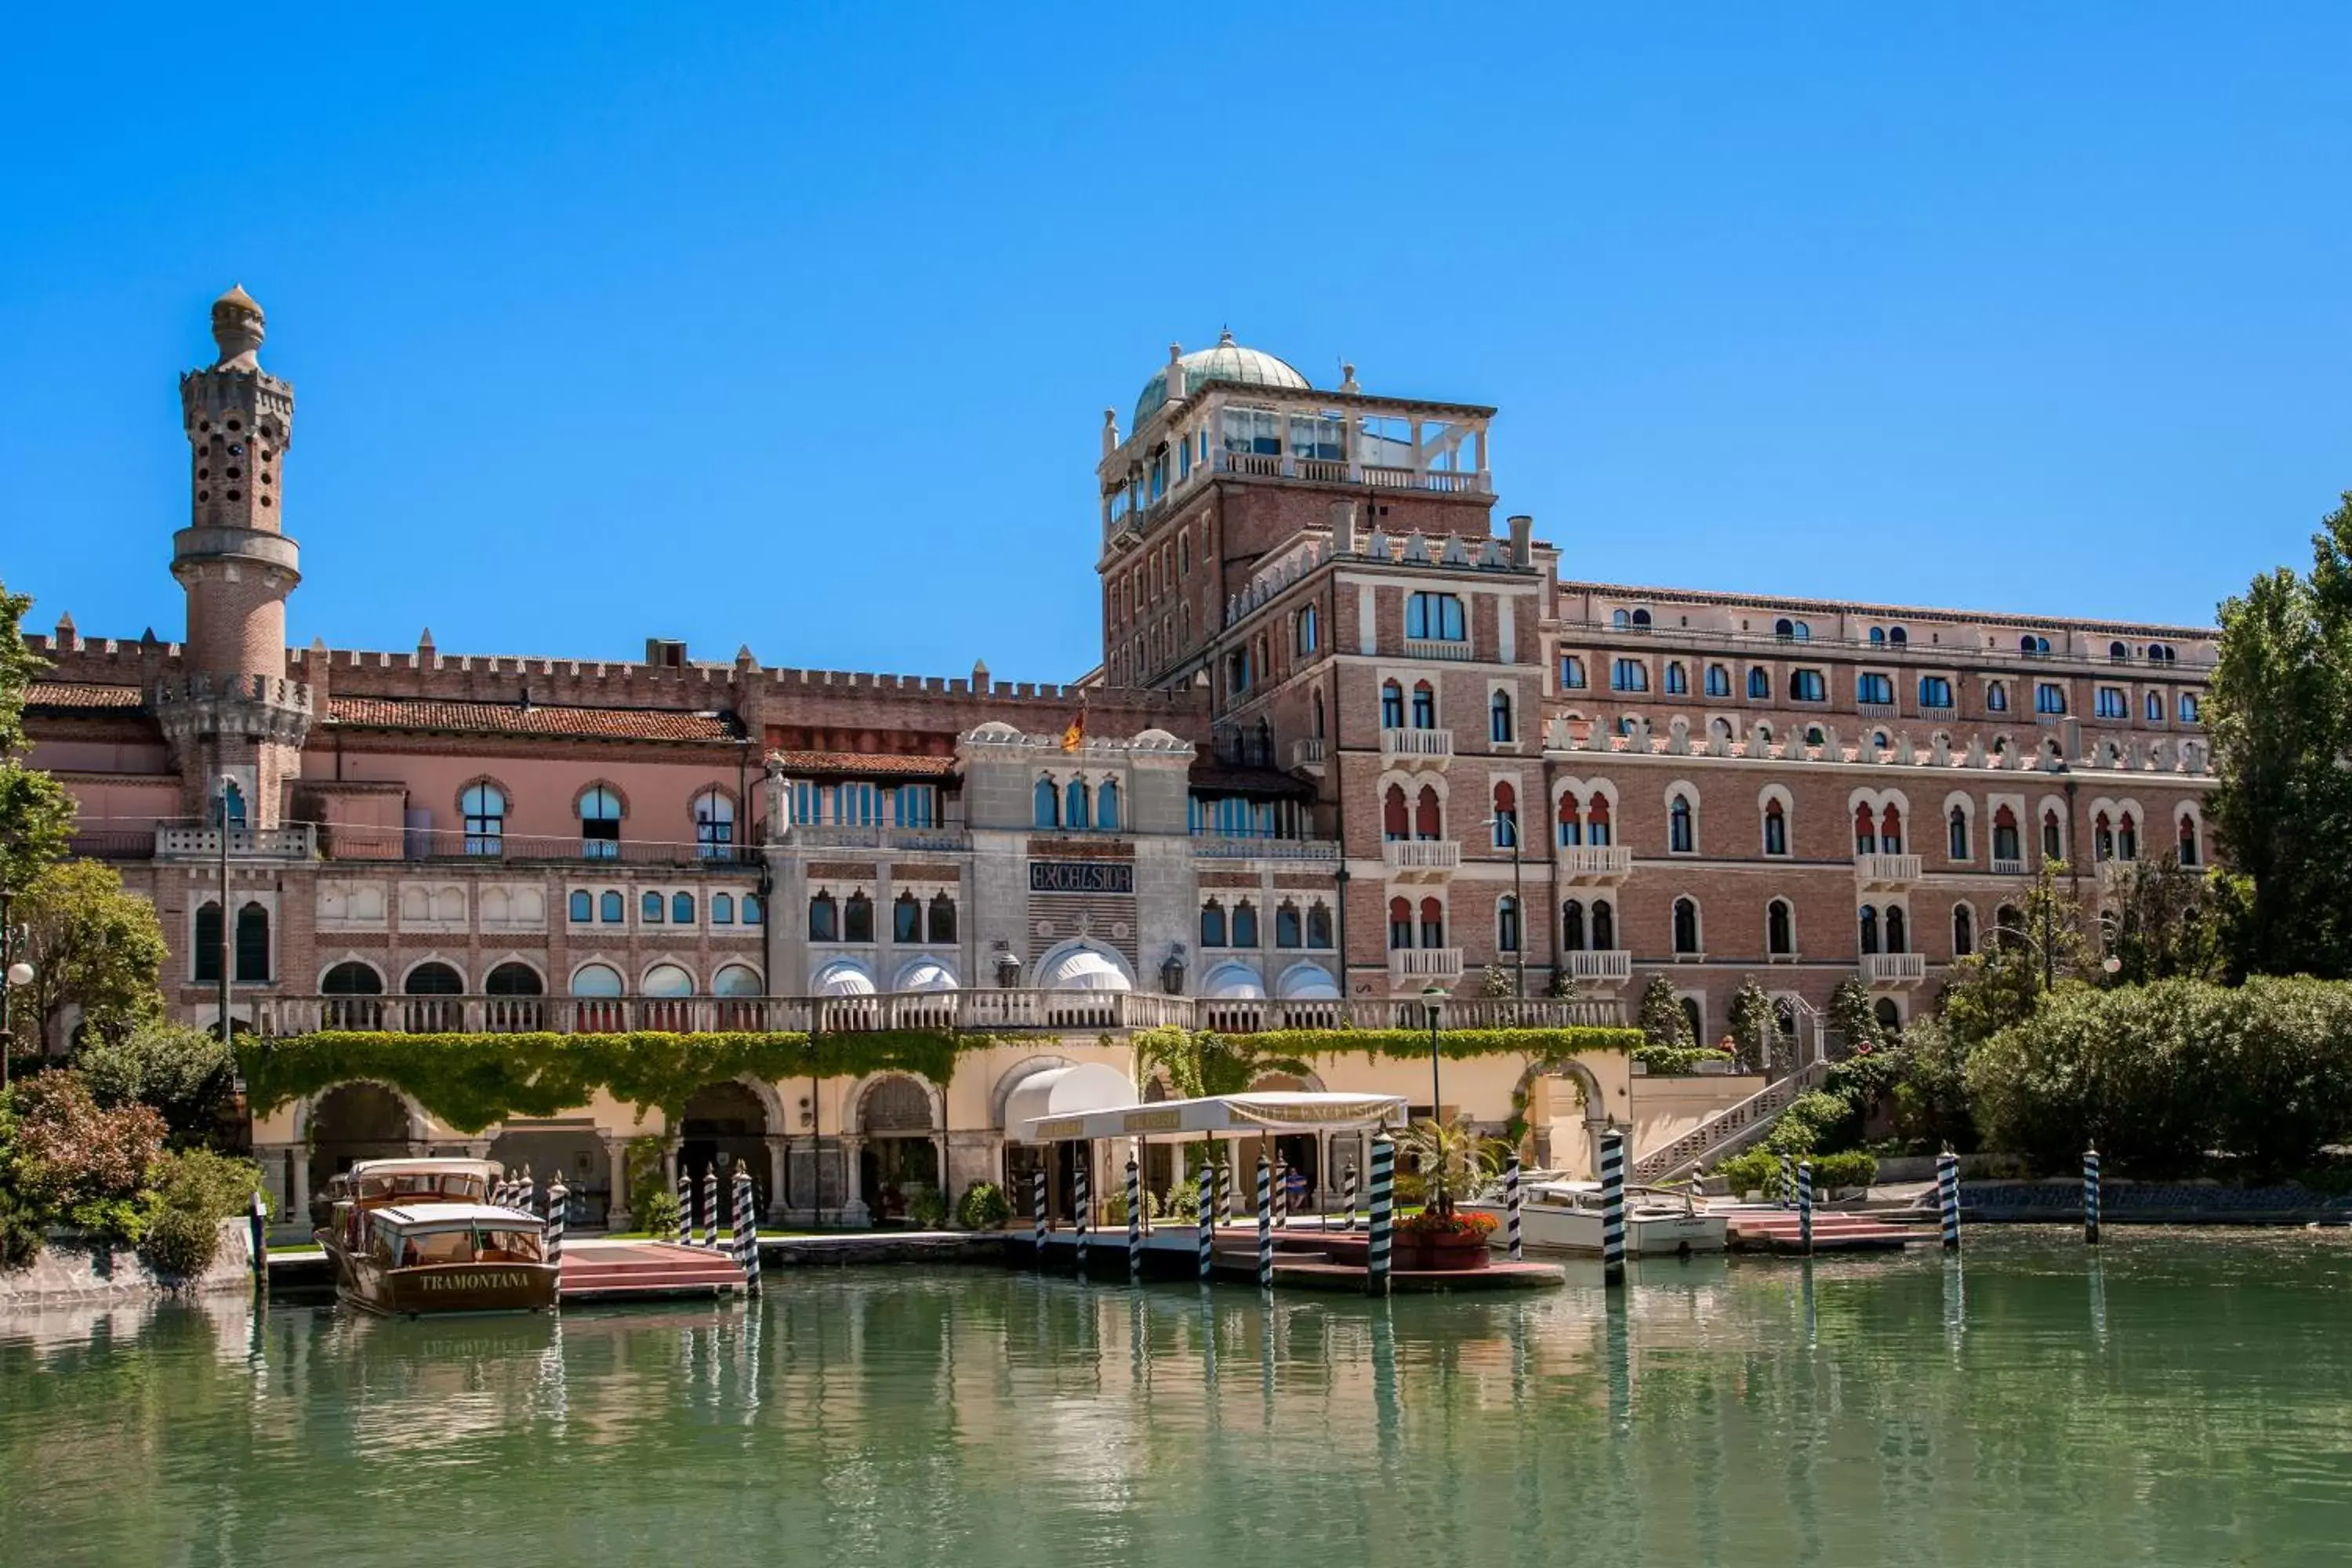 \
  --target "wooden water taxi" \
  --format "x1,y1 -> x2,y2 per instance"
316,1158 -> 558,1316
1459,1176 -> 1728,1257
